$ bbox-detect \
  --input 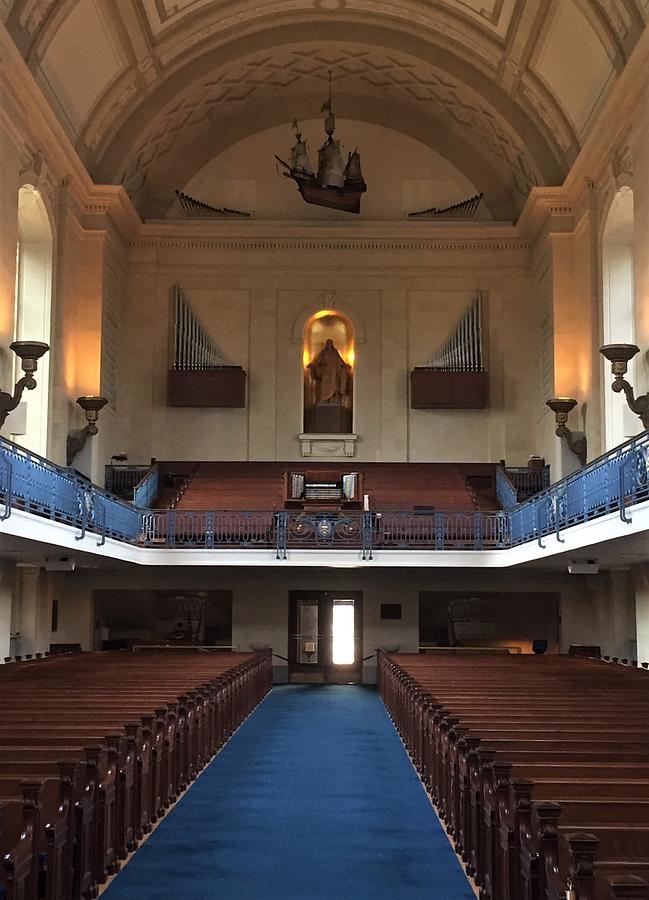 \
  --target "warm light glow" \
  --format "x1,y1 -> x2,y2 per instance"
303,309 -> 355,368
332,600 -> 355,665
